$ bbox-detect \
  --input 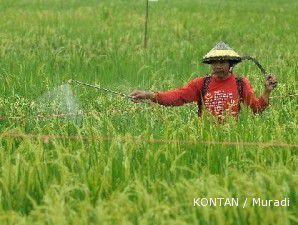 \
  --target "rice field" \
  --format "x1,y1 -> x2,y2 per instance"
0,0 -> 297,224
